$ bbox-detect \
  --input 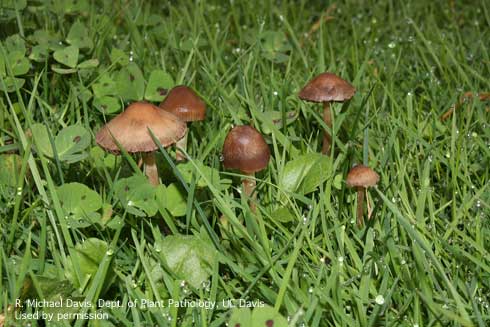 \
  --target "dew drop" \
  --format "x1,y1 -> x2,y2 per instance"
302,215 -> 308,225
